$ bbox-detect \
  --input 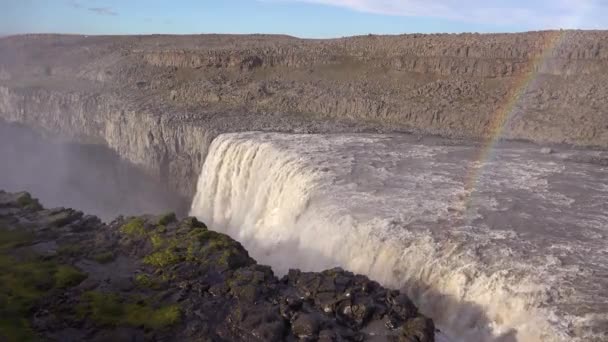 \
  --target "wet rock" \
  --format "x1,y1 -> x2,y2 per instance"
399,317 -> 435,342
292,313 -> 321,339
229,304 -> 286,341
318,329 -> 337,341
388,293 -> 418,322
